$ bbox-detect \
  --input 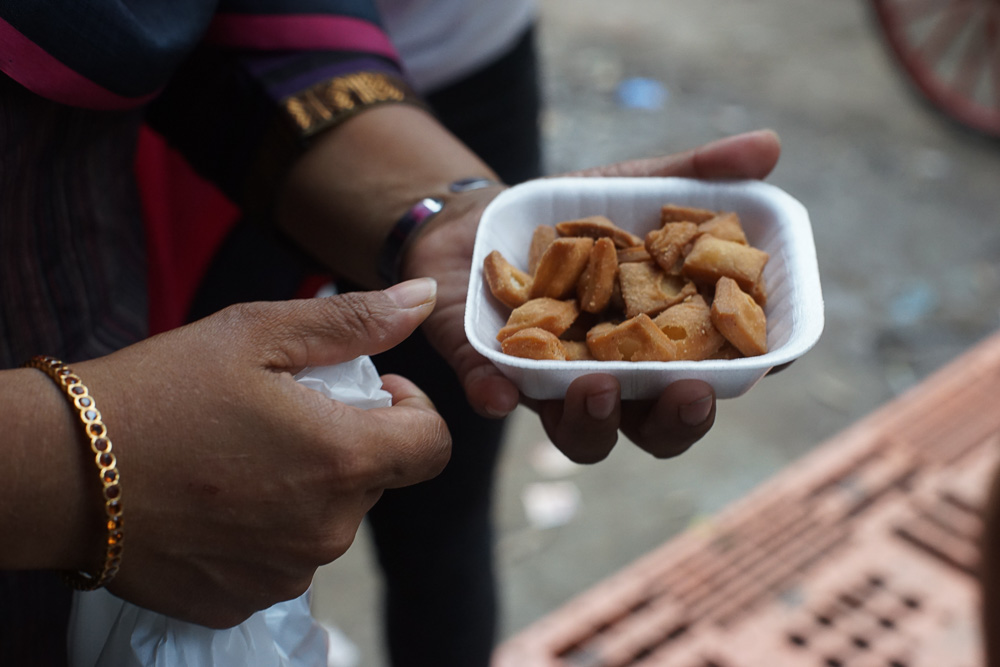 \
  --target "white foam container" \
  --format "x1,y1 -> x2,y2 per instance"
464,177 -> 824,400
